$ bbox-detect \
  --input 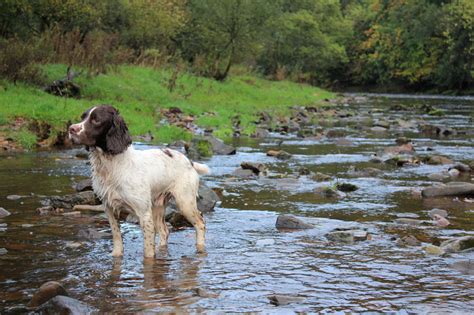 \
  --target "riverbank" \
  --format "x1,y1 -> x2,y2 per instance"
0,65 -> 334,150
